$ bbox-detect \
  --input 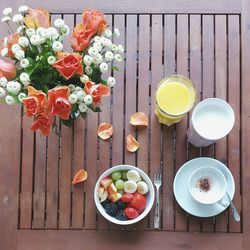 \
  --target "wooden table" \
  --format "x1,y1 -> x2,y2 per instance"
1,0 -> 250,249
